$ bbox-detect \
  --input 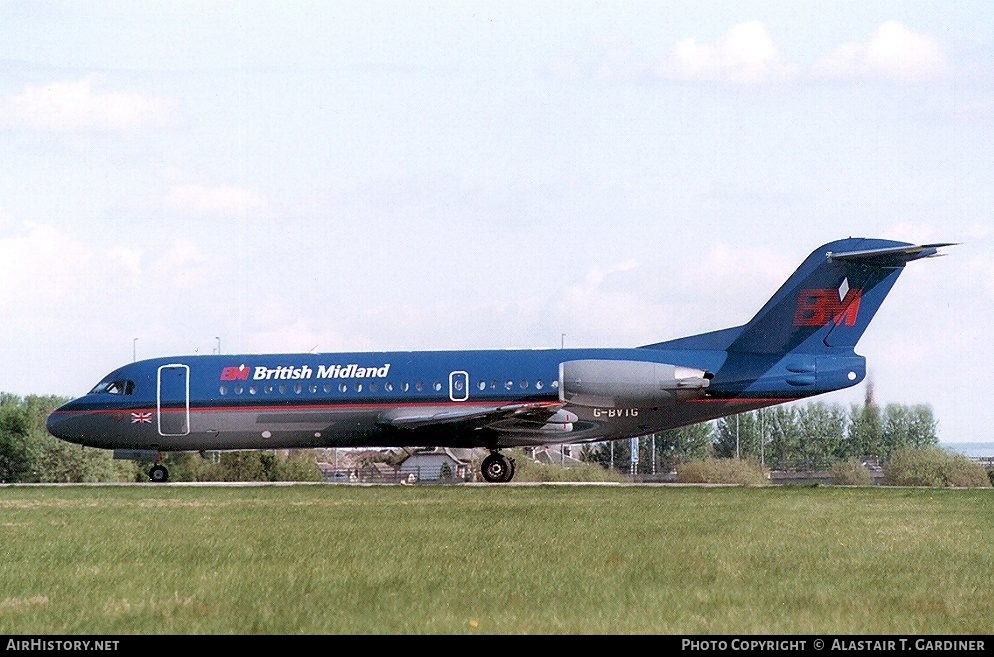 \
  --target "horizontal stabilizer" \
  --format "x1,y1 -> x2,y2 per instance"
827,242 -> 957,266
